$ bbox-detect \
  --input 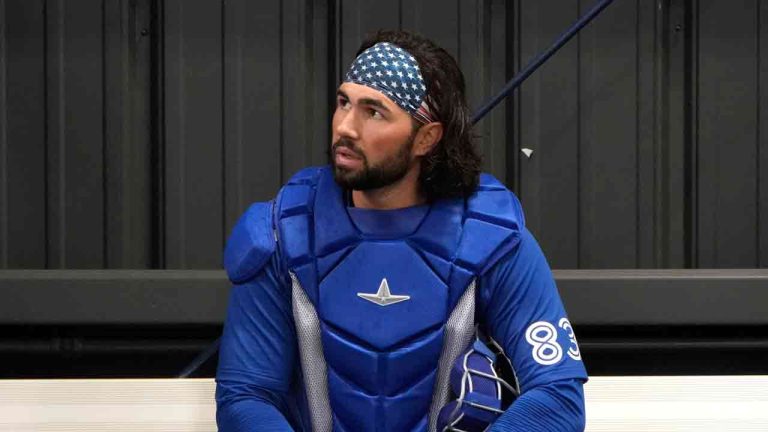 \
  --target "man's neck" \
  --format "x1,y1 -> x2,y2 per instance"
350,167 -> 425,210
